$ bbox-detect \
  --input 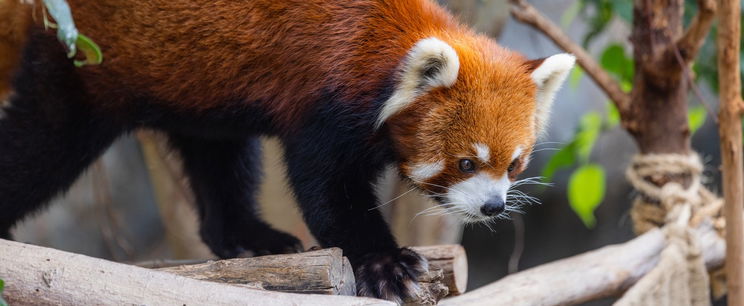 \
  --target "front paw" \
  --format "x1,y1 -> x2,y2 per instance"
355,248 -> 429,303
